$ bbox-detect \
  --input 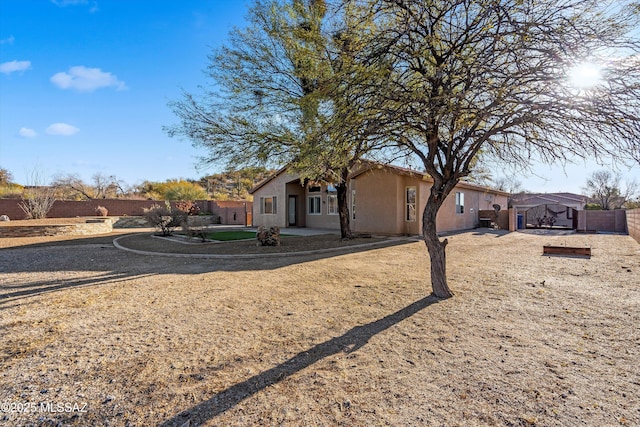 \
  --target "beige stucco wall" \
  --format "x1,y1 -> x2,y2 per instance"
436,187 -> 477,233
304,183 -> 341,229
351,169 -> 508,235
253,167 -> 508,235
351,169 -> 414,235
252,171 -> 299,228
253,174 -> 342,229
